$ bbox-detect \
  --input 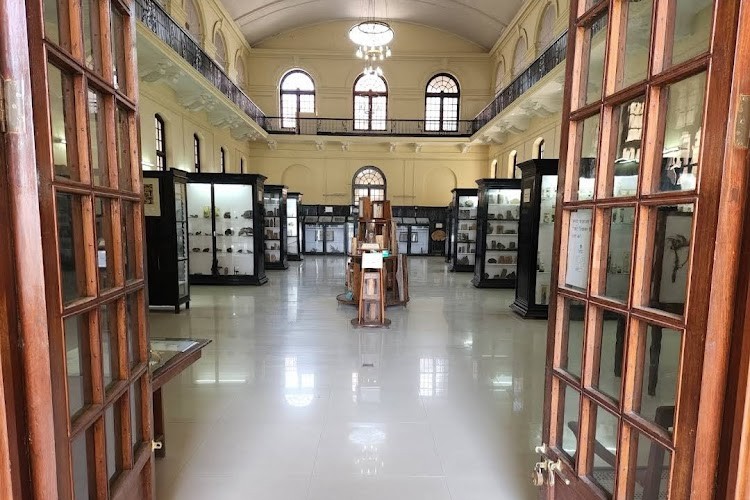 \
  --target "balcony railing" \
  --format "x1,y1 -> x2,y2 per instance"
135,0 -> 266,126
472,32 -> 568,130
264,117 -> 476,137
